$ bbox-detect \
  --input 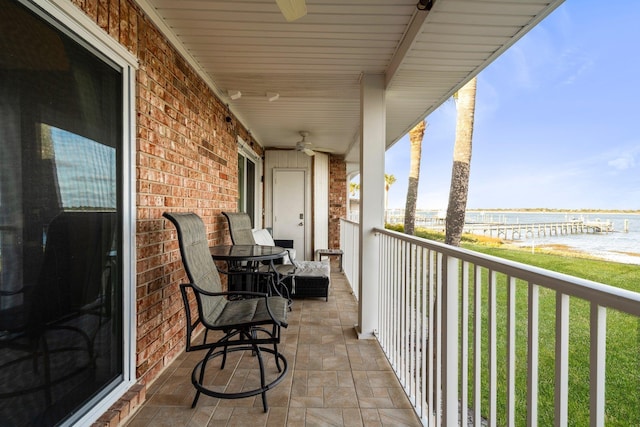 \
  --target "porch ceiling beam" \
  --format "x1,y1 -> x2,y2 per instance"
384,6 -> 432,89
